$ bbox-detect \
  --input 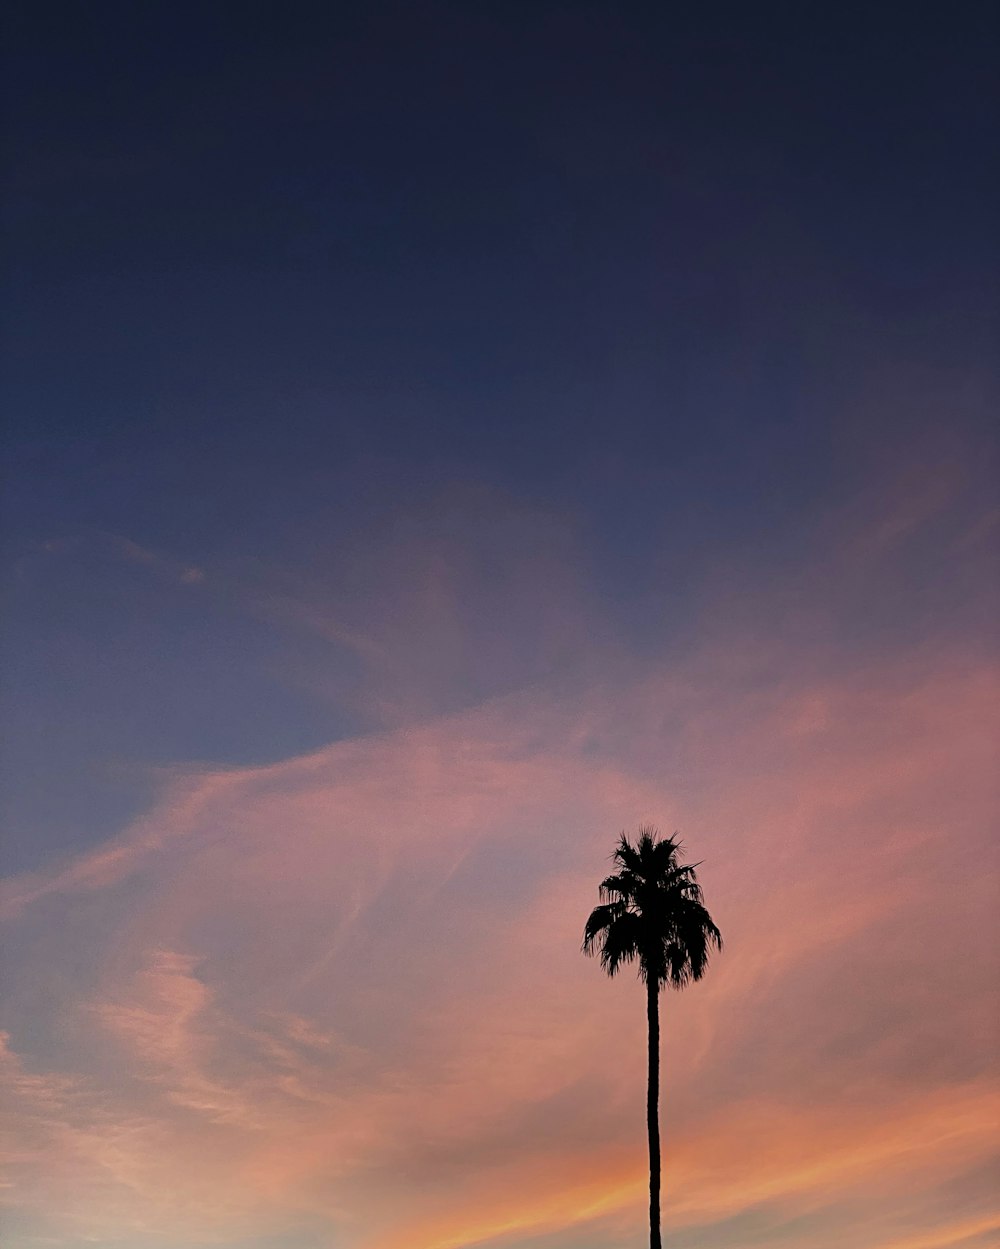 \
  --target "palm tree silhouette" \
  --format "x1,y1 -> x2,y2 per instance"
583,826 -> 722,1249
